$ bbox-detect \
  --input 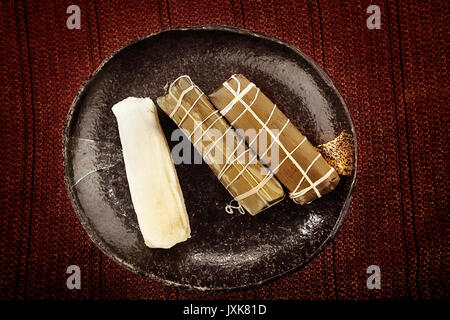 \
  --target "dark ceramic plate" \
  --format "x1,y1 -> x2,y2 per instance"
63,26 -> 357,291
